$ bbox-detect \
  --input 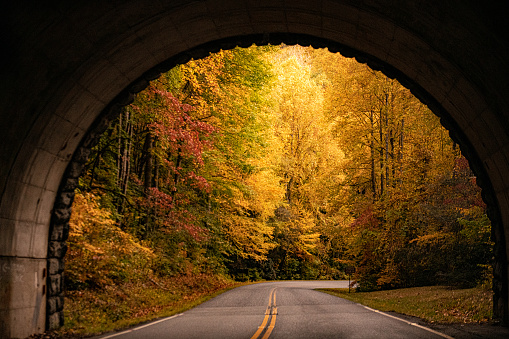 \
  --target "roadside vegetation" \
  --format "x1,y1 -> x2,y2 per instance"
61,277 -> 241,337
54,190 -> 247,337
59,45 -> 494,335
319,285 -> 493,324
